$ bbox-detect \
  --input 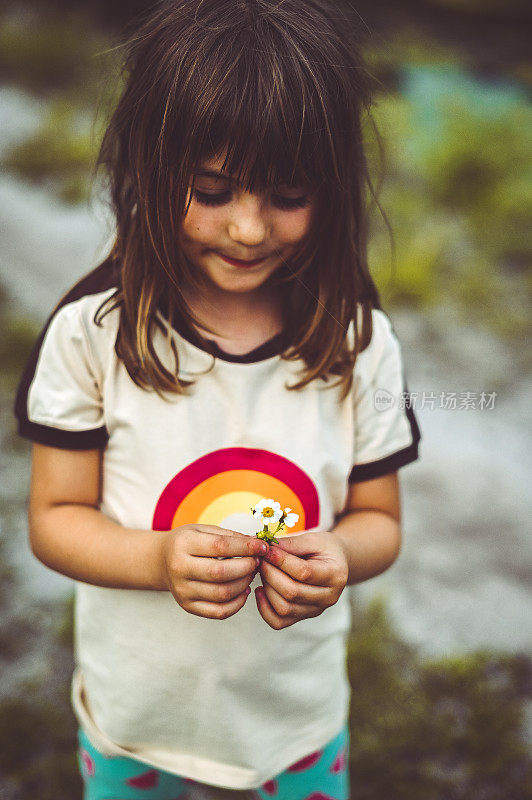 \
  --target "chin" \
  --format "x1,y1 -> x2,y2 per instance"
210,267 -> 276,288
217,280 -> 266,294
